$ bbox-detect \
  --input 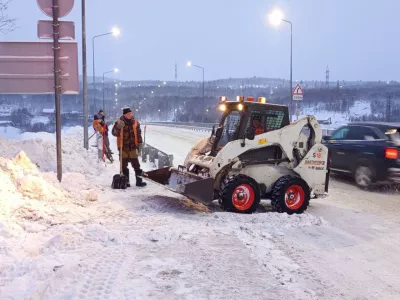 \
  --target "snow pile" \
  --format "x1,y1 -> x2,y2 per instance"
0,127 -> 96,174
0,151 -> 98,224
